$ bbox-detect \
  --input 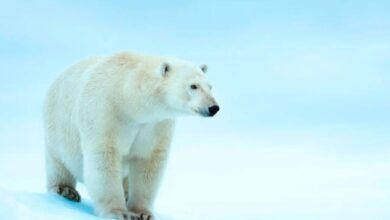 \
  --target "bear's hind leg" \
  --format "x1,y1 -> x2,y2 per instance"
45,152 -> 81,202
